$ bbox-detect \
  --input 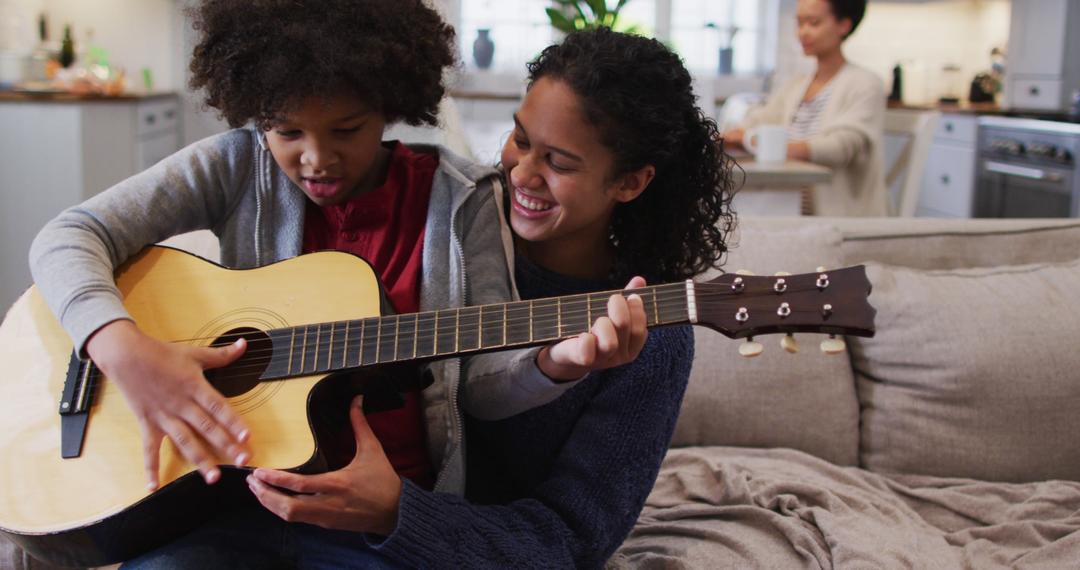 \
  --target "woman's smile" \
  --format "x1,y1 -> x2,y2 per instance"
512,188 -> 556,218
